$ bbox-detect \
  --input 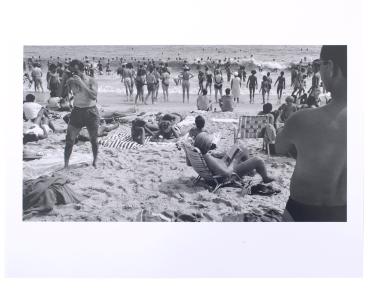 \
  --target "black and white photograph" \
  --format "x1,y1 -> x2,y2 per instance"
1,0 -> 367,284
22,45 -> 346,222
